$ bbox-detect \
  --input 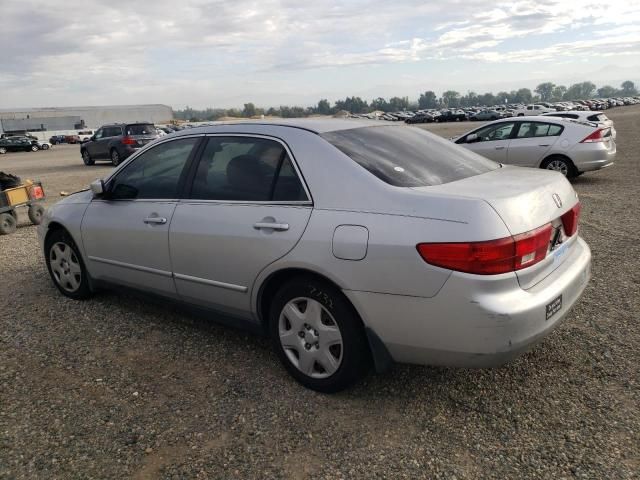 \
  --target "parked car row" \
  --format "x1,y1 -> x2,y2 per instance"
0,135 -> 52,154
344,96 -> 640,124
